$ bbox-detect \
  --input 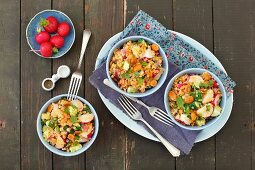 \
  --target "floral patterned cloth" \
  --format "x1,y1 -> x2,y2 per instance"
115,10 -> 236,96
